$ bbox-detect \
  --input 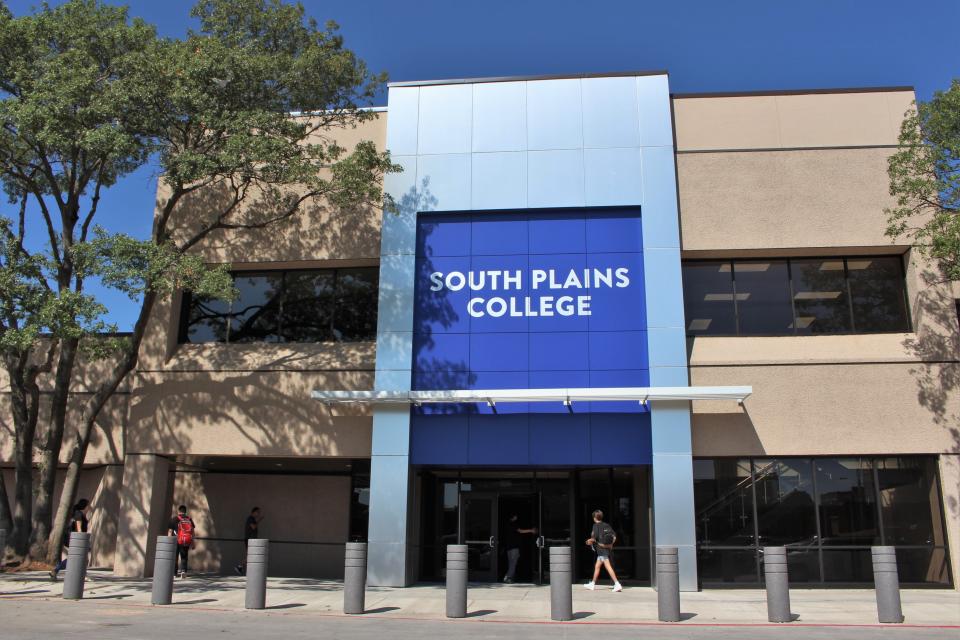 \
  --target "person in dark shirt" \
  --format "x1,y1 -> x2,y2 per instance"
502,514 -> 537,584
234,507 -> 263,575
49,498 -> 91,582
167,505 -> 196,579
584,509 -> 622,592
